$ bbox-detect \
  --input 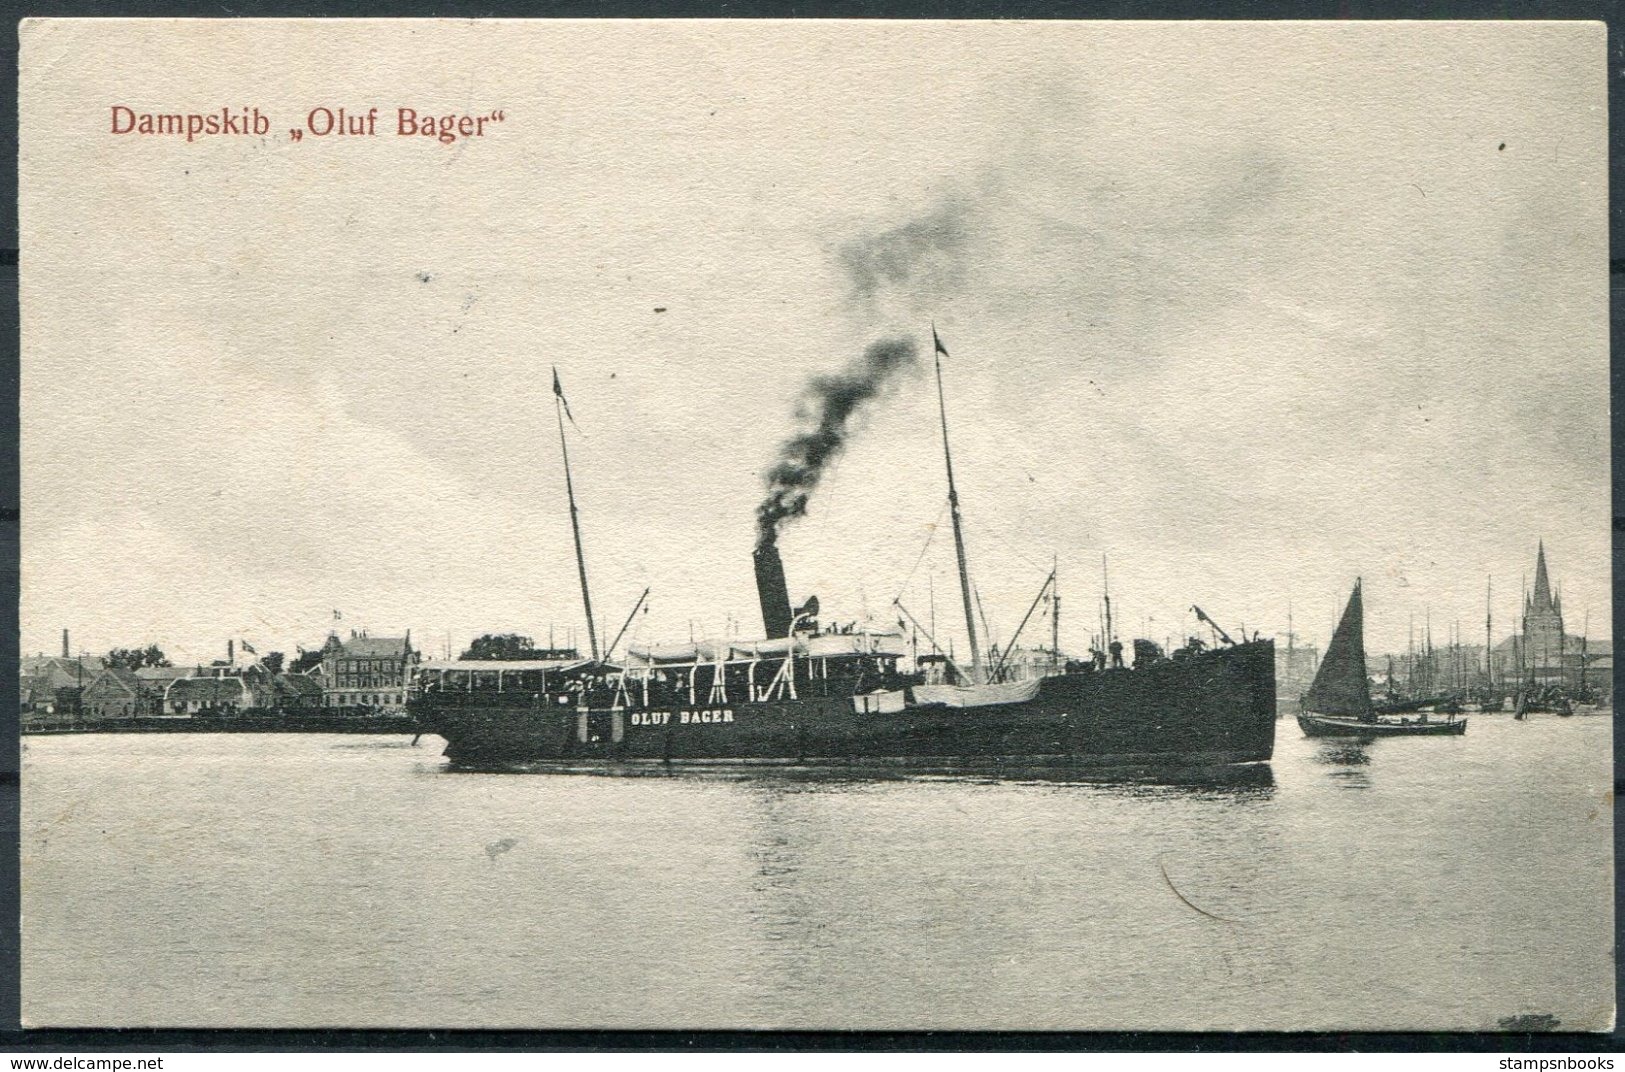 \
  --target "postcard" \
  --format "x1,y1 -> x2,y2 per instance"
18,19 -> 1611,1030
